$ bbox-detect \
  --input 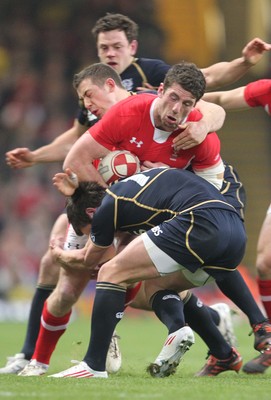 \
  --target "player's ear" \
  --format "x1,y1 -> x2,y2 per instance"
130,39 -> 138,56
105,78 -> 116,93
85,207 -> 96,220
157,83 -> 164,97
